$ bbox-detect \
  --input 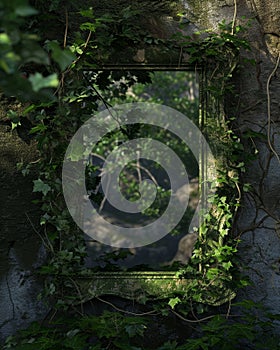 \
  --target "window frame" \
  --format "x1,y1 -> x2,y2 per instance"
73,64 -> 232,307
